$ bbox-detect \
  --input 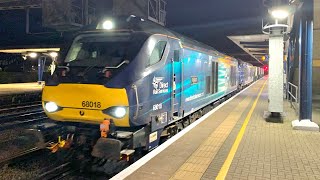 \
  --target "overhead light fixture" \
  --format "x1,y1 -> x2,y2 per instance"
49,52 -> 58,58
271,9 -> 289,20
28,52 -> 38,58
102,20 -> 114,30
